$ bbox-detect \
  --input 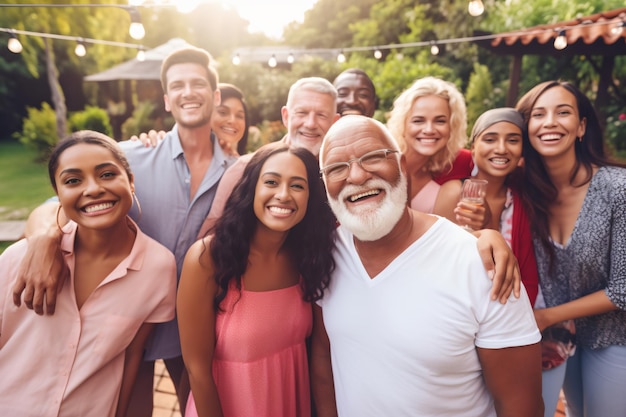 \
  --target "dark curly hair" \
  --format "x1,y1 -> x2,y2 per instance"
516,80 -> 626,261
210,142 -> 336,310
